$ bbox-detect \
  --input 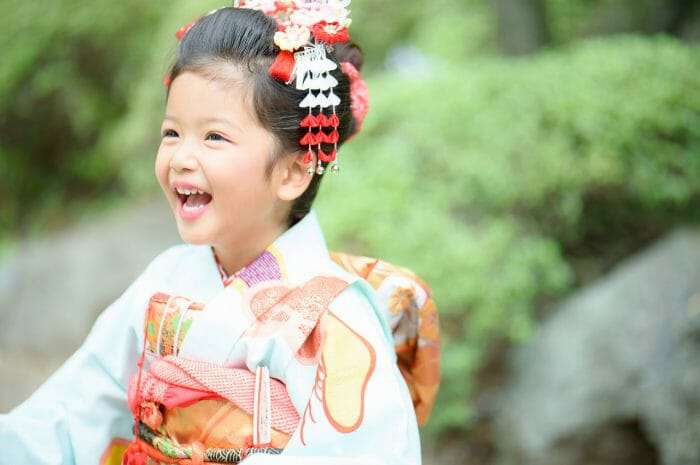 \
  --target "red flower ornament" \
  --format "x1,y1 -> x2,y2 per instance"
312,21 -> 349,44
